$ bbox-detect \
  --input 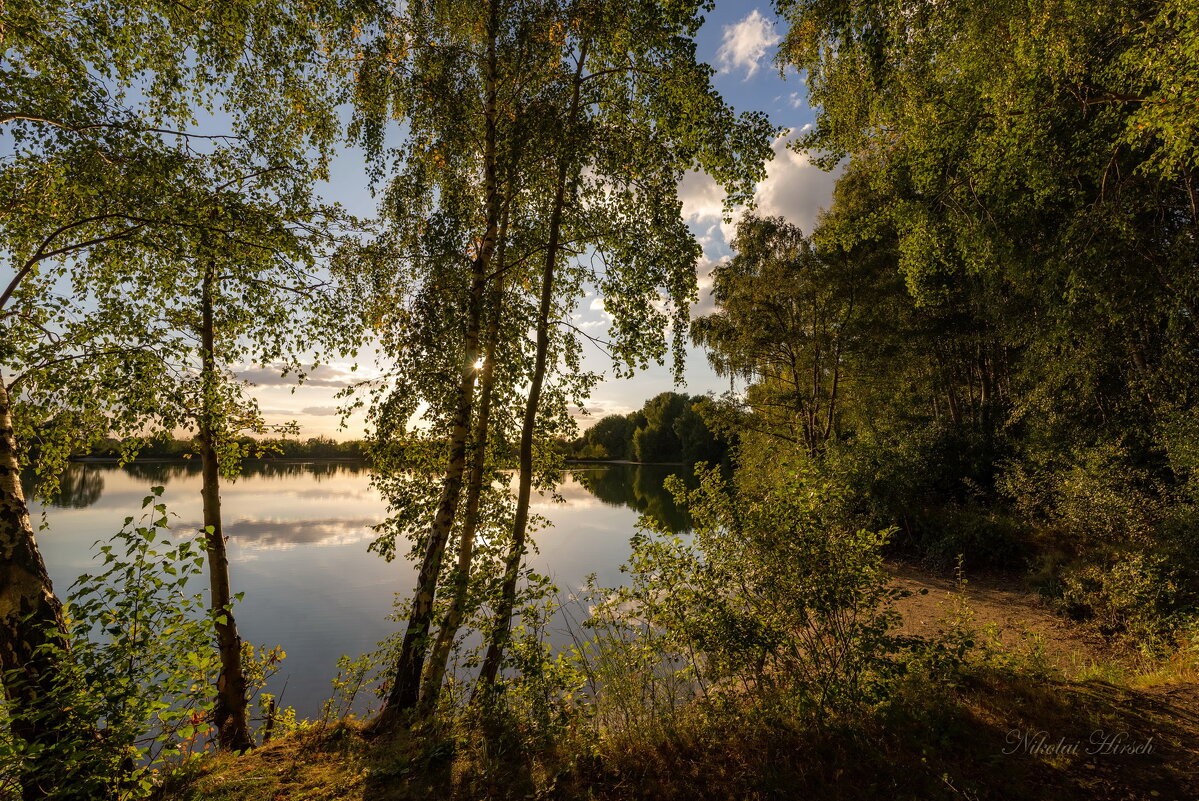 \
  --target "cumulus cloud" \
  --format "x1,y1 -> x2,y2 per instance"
569,405 -> 599,424
675,130 -> 839,324
570,398 -> 635,428
679,128 -> 838,247
691,255 -> 731,319
236,363 -> 356,388
750,127 -> 839,236
717,9 -> 781,80
678,169 -> 725,223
